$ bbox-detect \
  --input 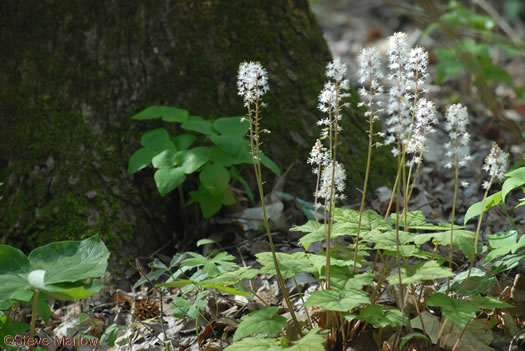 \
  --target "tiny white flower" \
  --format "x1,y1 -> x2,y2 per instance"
237,62 -> 269,107
483,143 -> 509,181
461,180 -> 469,188
316,161 -> 346,202
482,180 -> 491,189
